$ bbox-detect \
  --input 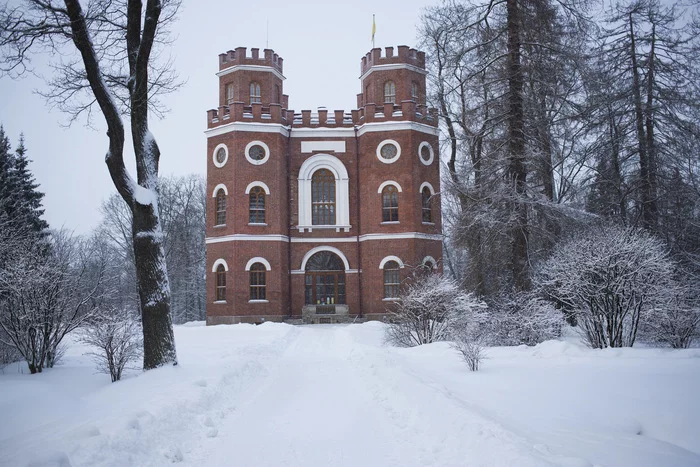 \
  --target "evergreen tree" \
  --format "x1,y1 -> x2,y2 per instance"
12,134 -> 48,233
0,126 -> 14,218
